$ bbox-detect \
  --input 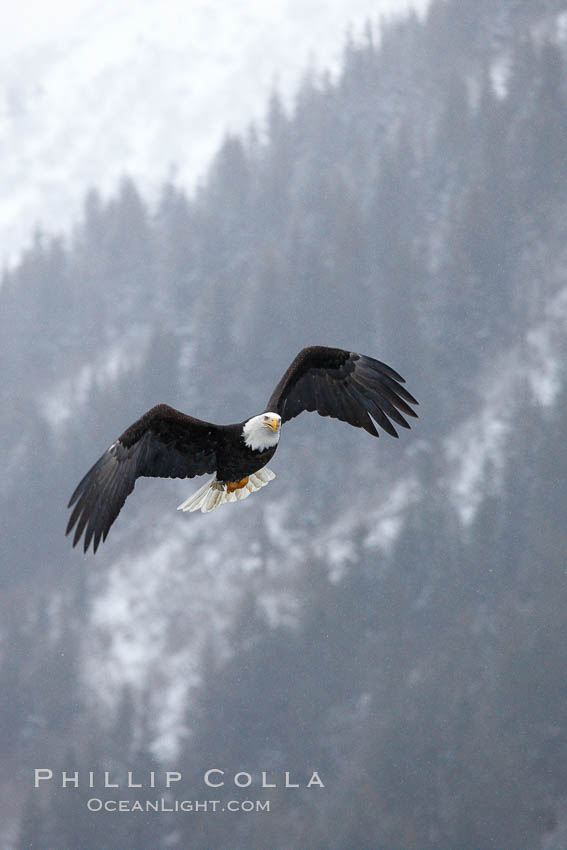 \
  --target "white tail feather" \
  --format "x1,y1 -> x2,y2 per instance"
177,467 -> 276,513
